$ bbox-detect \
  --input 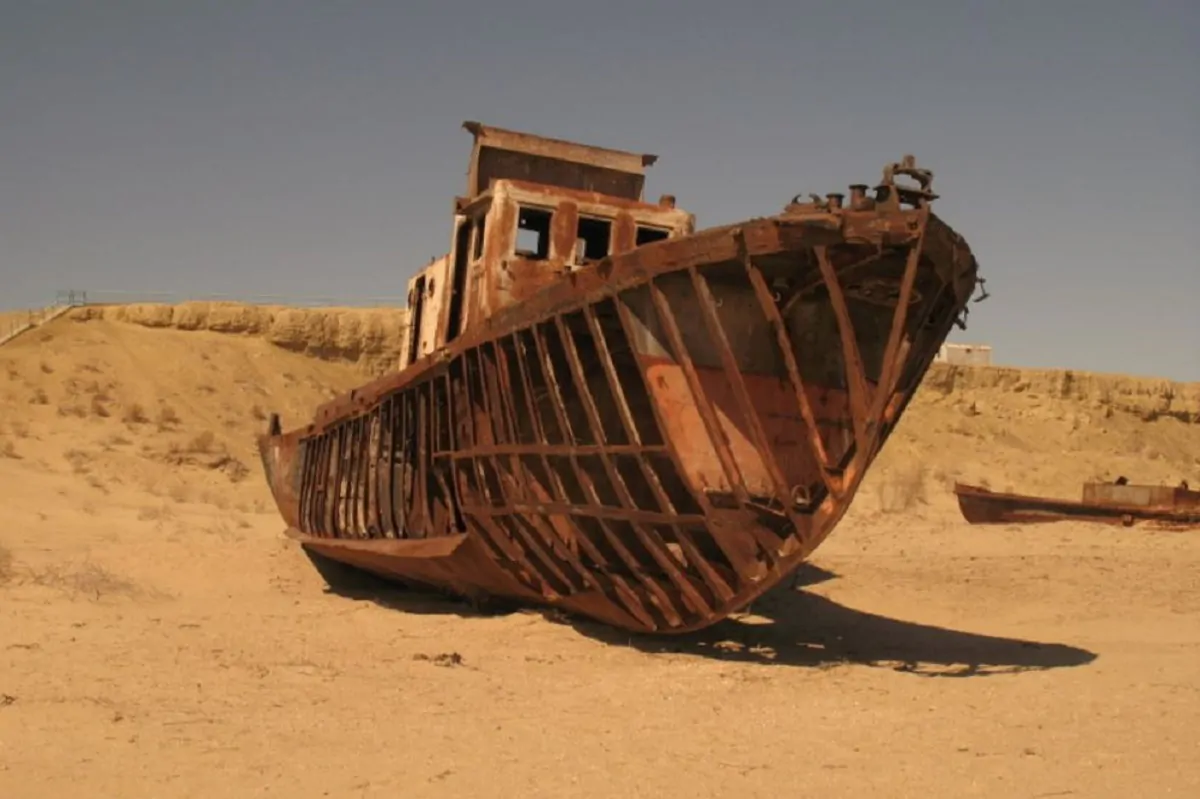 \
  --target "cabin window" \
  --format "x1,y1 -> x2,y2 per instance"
472,214 -> 486,260
575,216 -> 612,262
515,207 -> 552,259
636,225 -> 670,246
